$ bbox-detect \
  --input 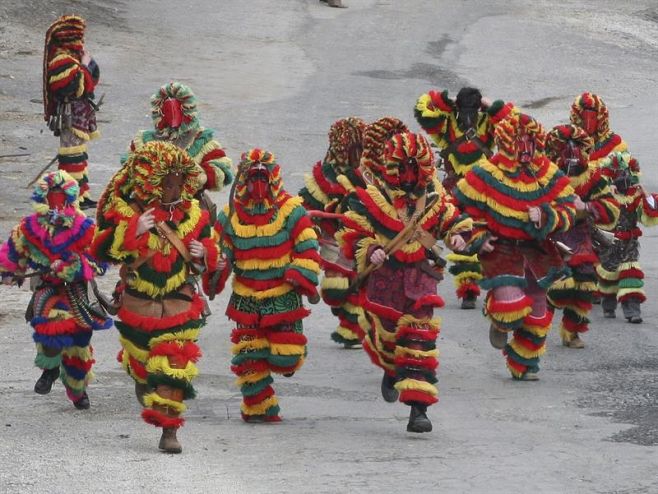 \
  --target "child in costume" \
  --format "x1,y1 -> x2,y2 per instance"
92,141 -> 222,453
0,170 -> 111,409
214,149 -> 321,423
